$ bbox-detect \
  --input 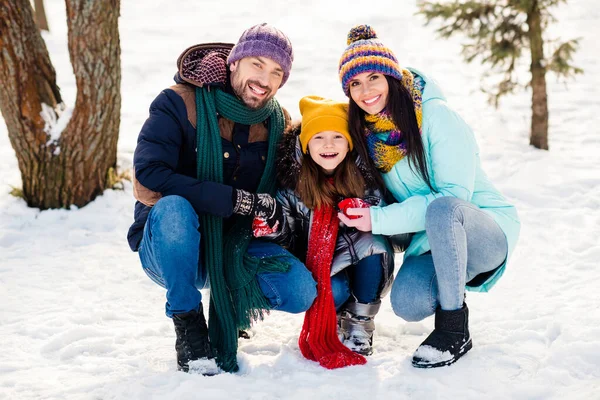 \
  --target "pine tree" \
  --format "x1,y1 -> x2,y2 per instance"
0,0 -> 121,209
417,0 -> 582,150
